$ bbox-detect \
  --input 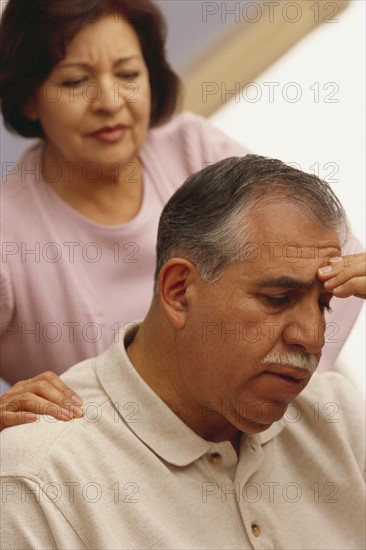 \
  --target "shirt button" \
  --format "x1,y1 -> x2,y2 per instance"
251,523 -> 261,537
208,452 -> 222,464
